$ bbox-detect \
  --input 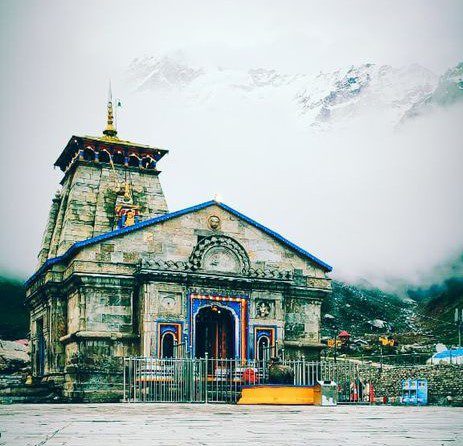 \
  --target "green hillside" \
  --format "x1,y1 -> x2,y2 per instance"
0,276 -> 28,339
321,281 -> 417,338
